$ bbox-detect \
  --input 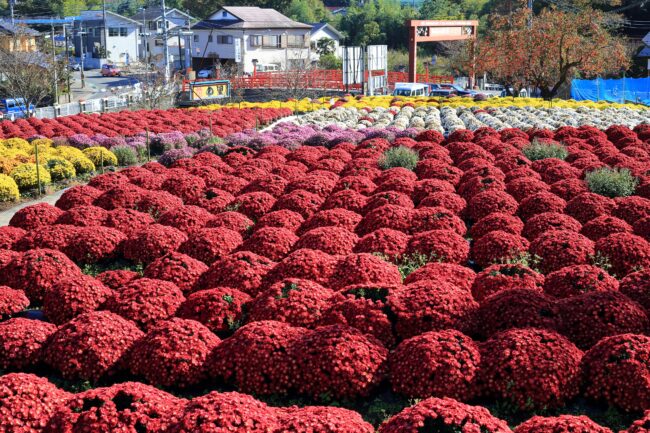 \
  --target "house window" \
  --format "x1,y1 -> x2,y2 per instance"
193,34 -> 199,42
250,35 -> 261,47
217,35 -> 232,44
287,34 -> 304,48
119,27 -> 128,37
148,22 -> 157,31
208,35 -> 213,42
94,27 -> 101,37
222,11 -> 227,17
108,27 -> 119,37
155,39 -> 164,46
263,35 -> 281,48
